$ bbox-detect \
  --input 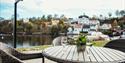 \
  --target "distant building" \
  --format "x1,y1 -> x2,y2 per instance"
23,18 -> 29,23
100,24 -> 112,30
77,17 -> 90,25
51,19 -> 59,25
68,17 -> 100,33
89,19 -> 100,31
82,25 -> 90,32
74,24 -> 83,34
